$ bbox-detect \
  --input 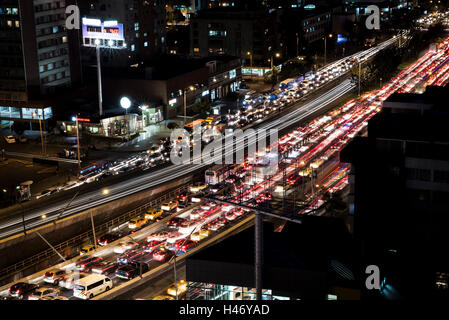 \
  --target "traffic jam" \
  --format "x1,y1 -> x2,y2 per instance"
32,37 -> 396,201
5,35 -> 447,300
